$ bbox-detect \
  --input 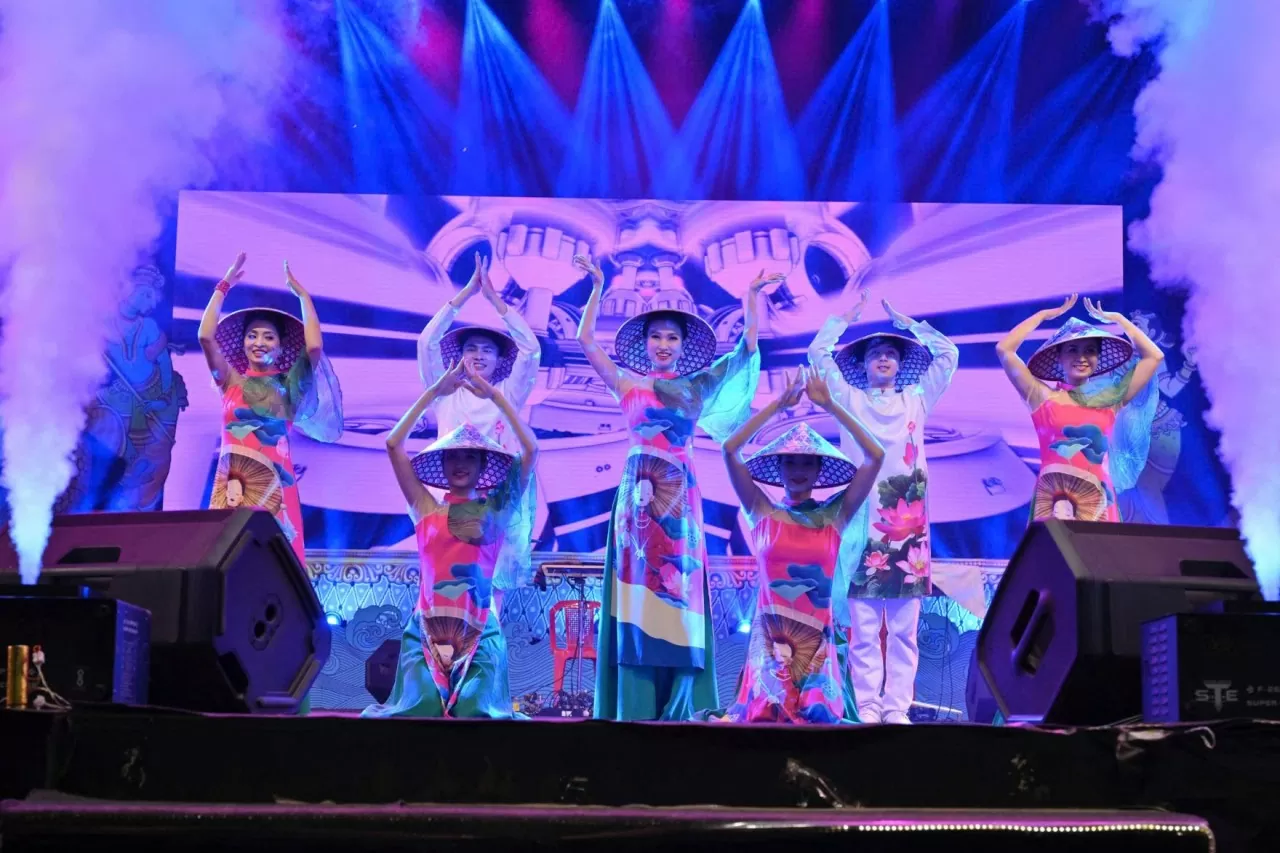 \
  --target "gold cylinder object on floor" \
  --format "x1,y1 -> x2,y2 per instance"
5,644 -> 30,709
